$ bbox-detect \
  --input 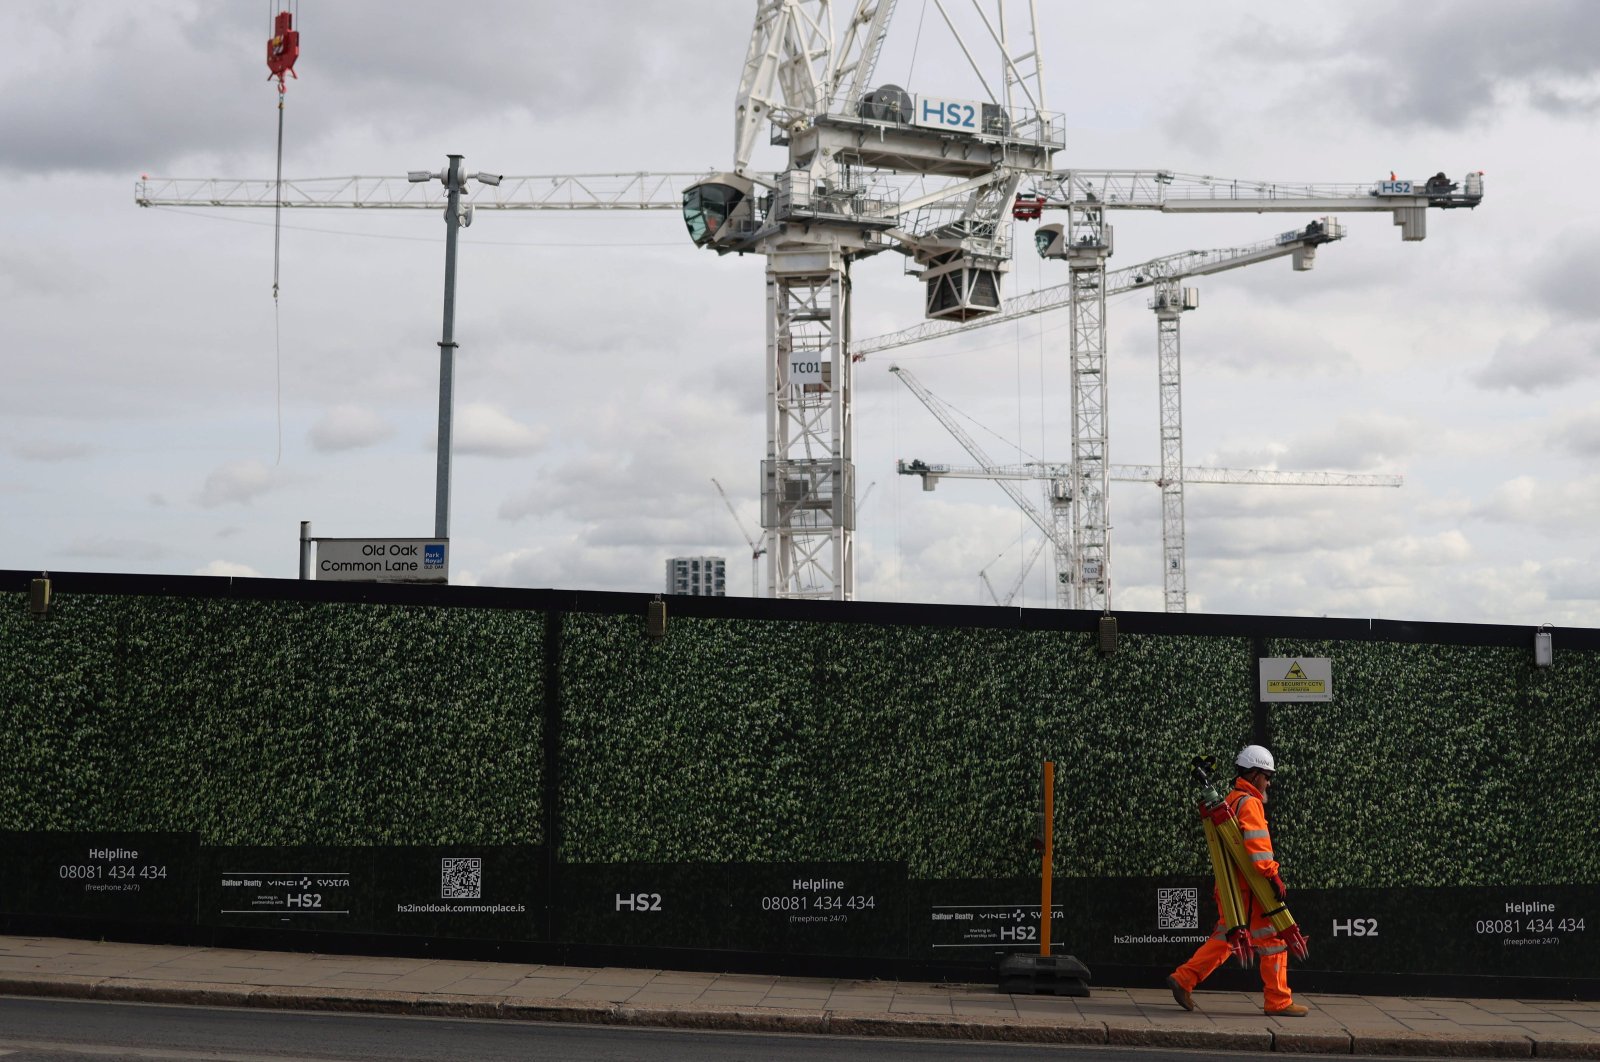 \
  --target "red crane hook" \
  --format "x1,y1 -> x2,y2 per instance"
267,10 -> 300,94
